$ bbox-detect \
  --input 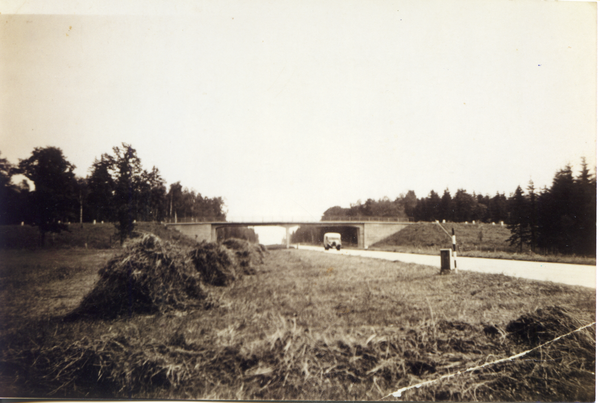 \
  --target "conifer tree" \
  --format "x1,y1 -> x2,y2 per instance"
526,180 -> 537,252
507,185 -> 529,252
